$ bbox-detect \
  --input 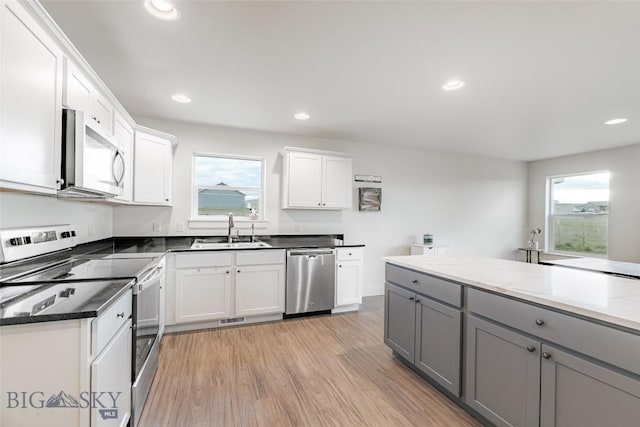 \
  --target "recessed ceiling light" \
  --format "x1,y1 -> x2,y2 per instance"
604,118 -> 627,125
171,94 -> 191,103
442,80 -> 466,91
294,112 -> 310,120
144,0 -> 180,21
